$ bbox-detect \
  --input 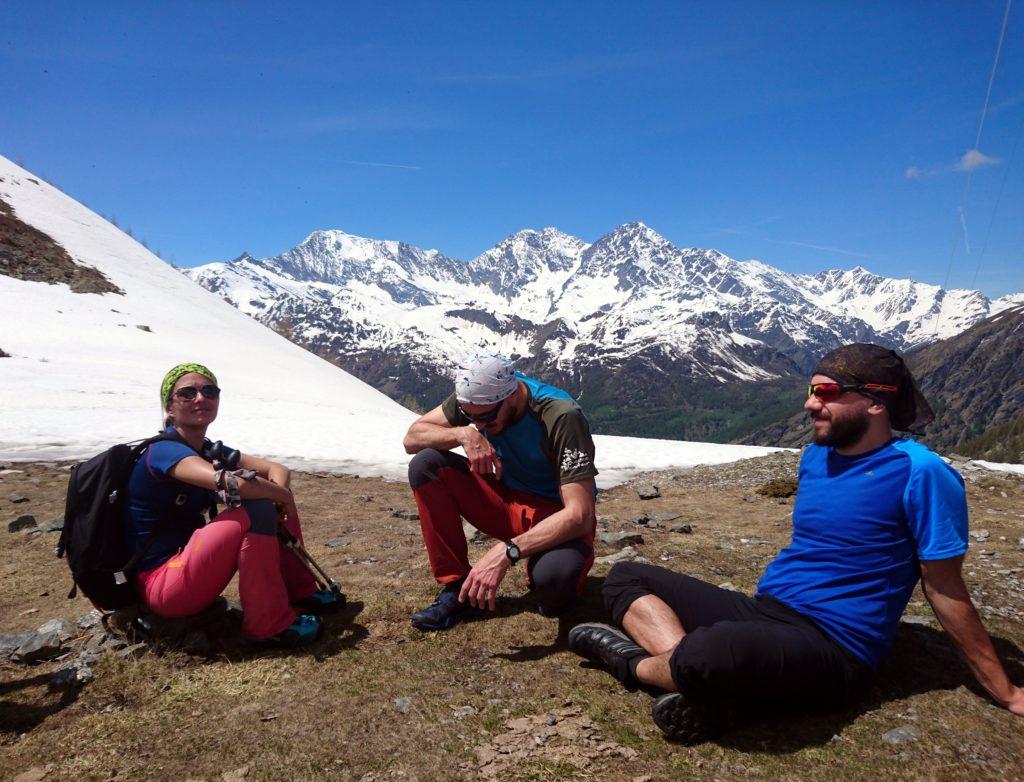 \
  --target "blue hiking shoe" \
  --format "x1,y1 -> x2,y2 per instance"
294,588 -> 346,614
411,581 -> 484,631
271,614 -> 323,647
